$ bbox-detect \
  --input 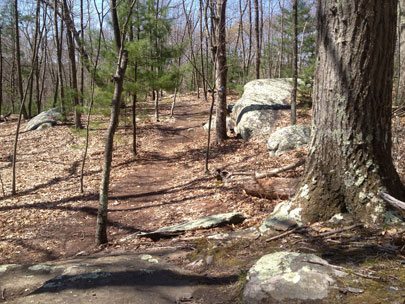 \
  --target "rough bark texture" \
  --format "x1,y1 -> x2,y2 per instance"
398,0 -> 405,106
214,0 -> 228,144
294,0 -> 405,225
